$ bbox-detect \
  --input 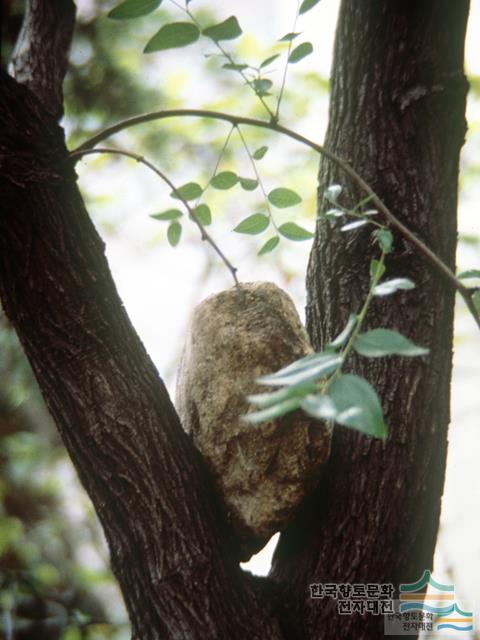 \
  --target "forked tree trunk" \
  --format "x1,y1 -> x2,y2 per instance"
0,1 -> 470,639
271,1 -> 469,639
